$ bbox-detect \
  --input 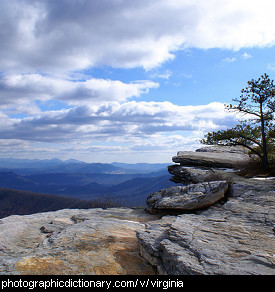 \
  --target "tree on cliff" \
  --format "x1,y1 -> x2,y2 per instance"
201,73 -> 275,170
